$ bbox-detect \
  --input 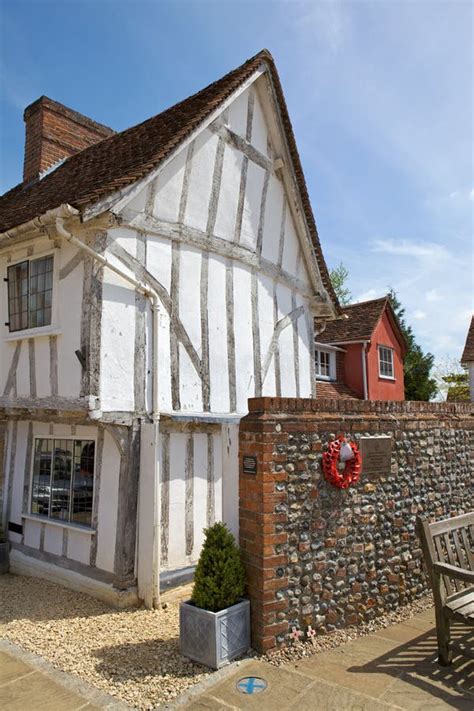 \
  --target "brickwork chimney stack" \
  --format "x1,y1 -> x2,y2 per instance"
22,96 -> 114,184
